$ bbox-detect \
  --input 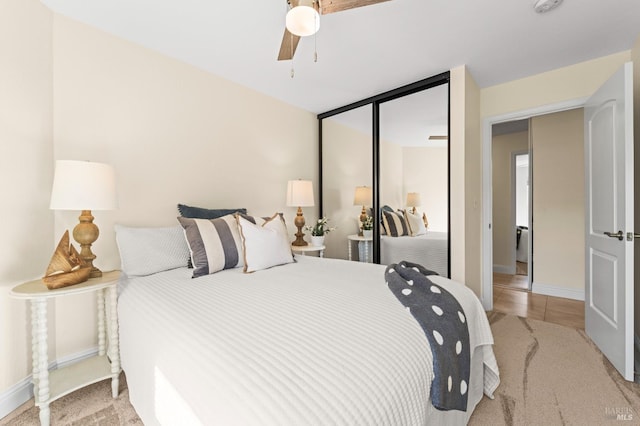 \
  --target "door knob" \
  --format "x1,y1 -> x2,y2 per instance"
604,231 -> 624,241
